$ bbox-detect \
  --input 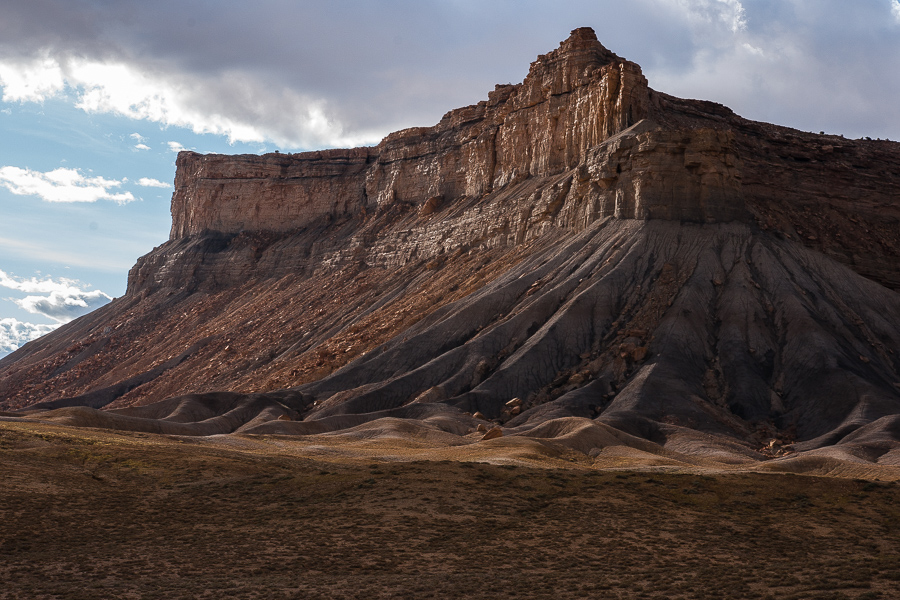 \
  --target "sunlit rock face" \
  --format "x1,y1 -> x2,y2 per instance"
171,27 -> 731,240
